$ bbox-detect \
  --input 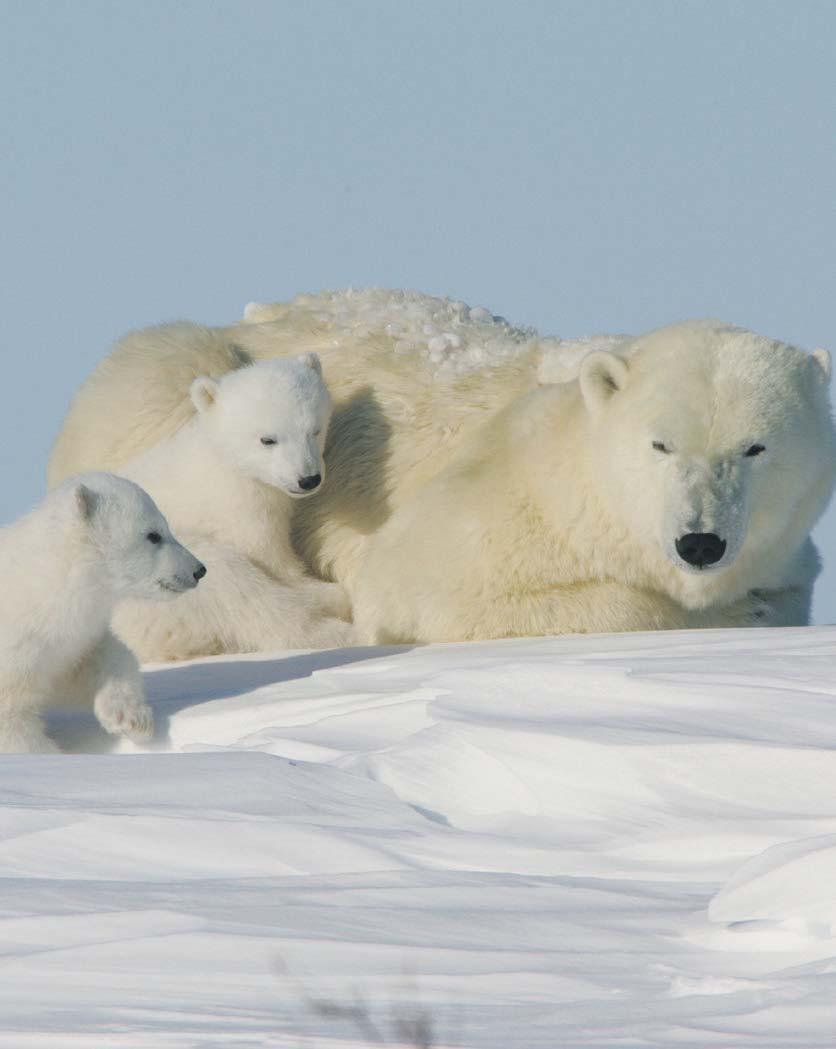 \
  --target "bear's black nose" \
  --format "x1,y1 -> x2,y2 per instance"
675,533 -> 726,569
194,564 -> 207,581
298,473 -> 322,491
